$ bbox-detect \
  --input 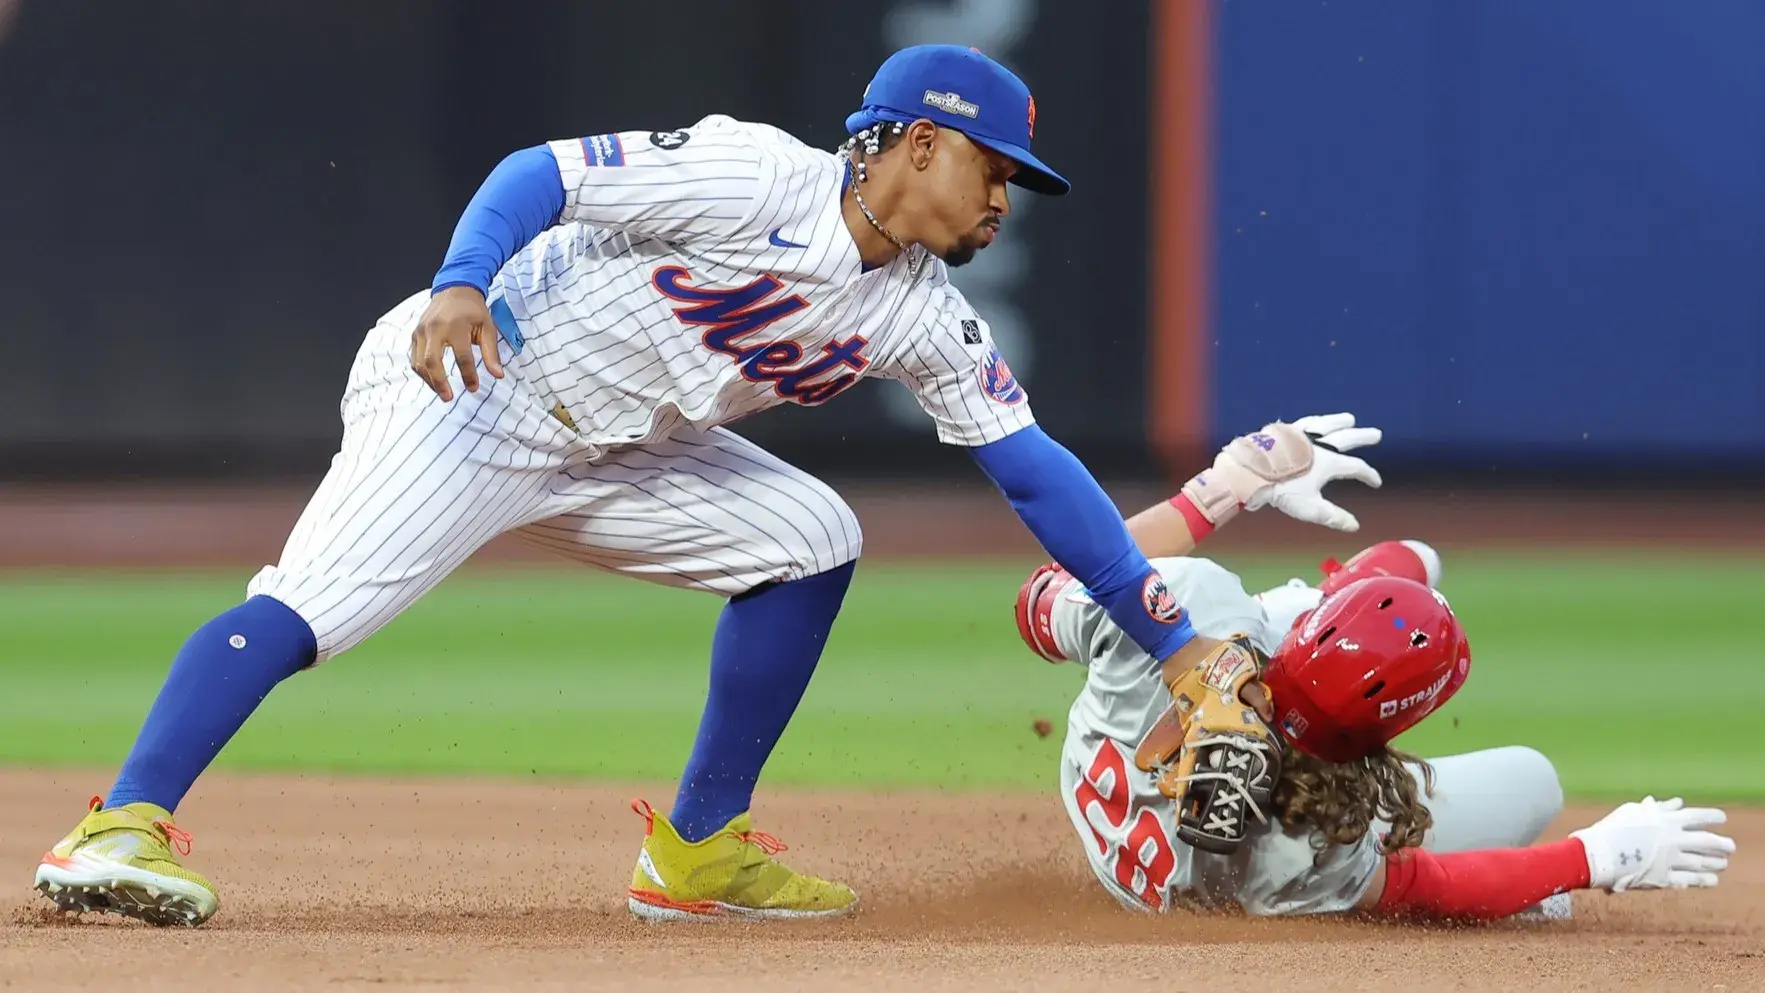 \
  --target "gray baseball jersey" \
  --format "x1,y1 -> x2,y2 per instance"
1050,557 -> 1567,917
1052,556 -> 1376,916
